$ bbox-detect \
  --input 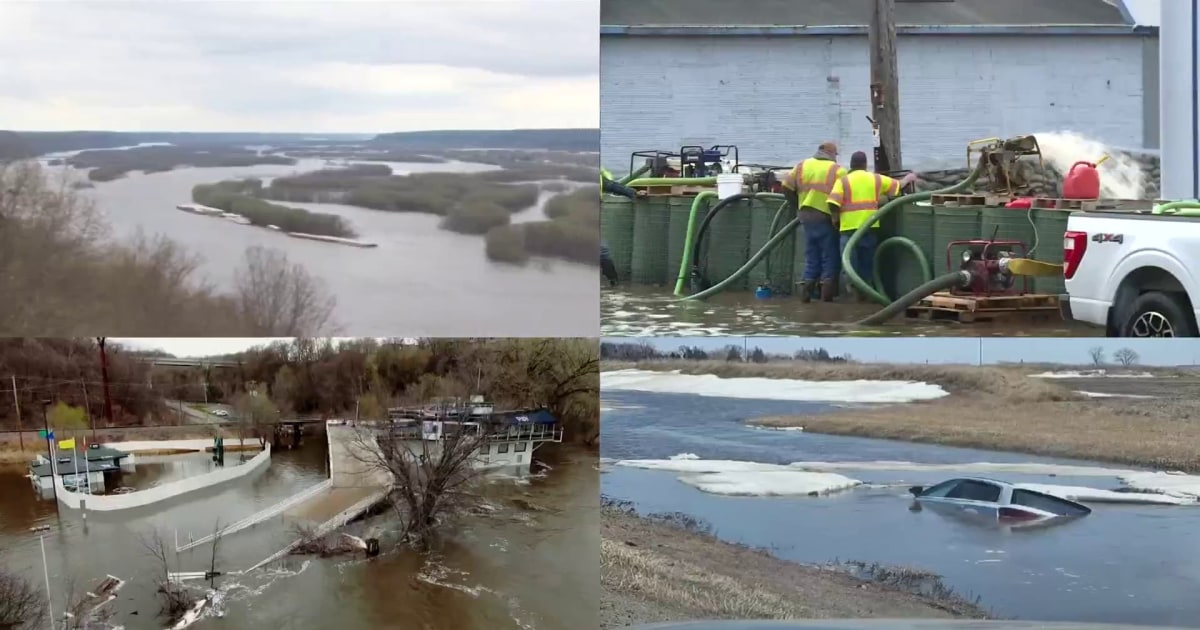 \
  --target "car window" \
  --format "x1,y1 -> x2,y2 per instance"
944,480 -> 1002,502
1011,489 -> 1091,516
919,479 -> 962,498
